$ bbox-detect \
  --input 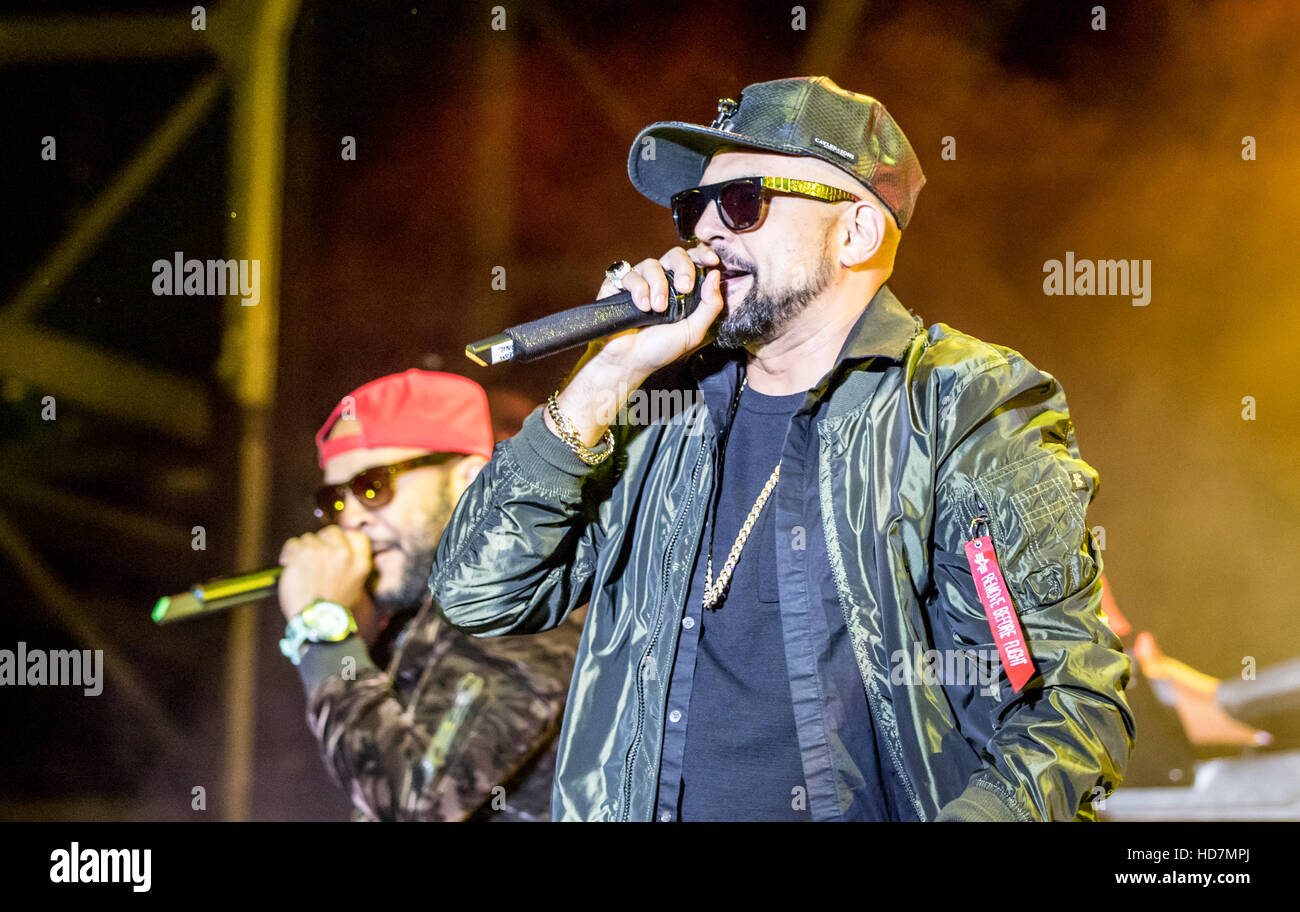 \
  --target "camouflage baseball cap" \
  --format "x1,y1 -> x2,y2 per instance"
627,76 -> 925,229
